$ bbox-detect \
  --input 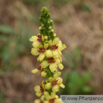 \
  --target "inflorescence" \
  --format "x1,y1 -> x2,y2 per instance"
30,7 -> 66,103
